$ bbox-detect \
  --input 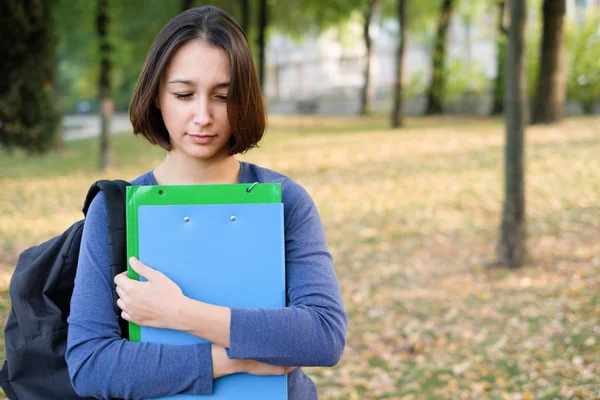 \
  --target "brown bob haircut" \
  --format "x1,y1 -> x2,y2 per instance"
130,6 -> 265,155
